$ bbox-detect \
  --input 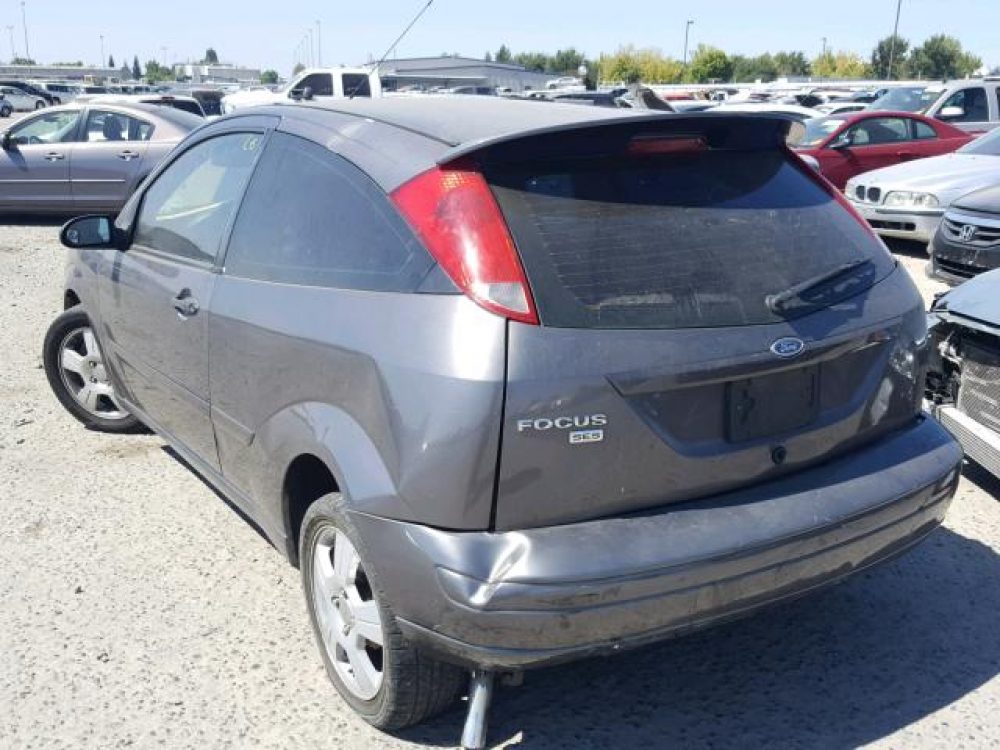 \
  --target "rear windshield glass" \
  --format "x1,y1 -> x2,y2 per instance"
488,150 -> 894,329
